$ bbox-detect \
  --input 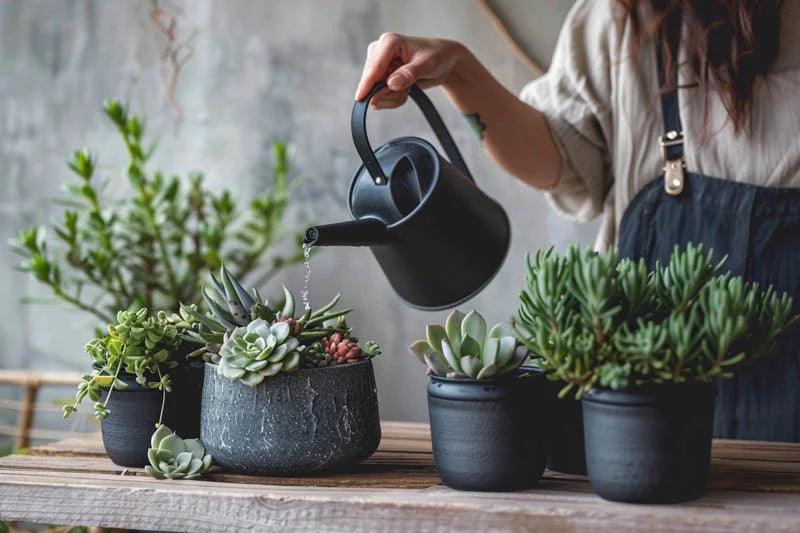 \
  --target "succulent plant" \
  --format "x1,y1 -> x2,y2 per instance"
218,318 -> 302,386
409,310 -> 528,379
300,342 -> 336,368
179,265 -> 353,359
10,99 -> 305,326
145,425 -> 212,480
180,266 -> 382,381
515,243 -> 797,398
64,308 -> 183,420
